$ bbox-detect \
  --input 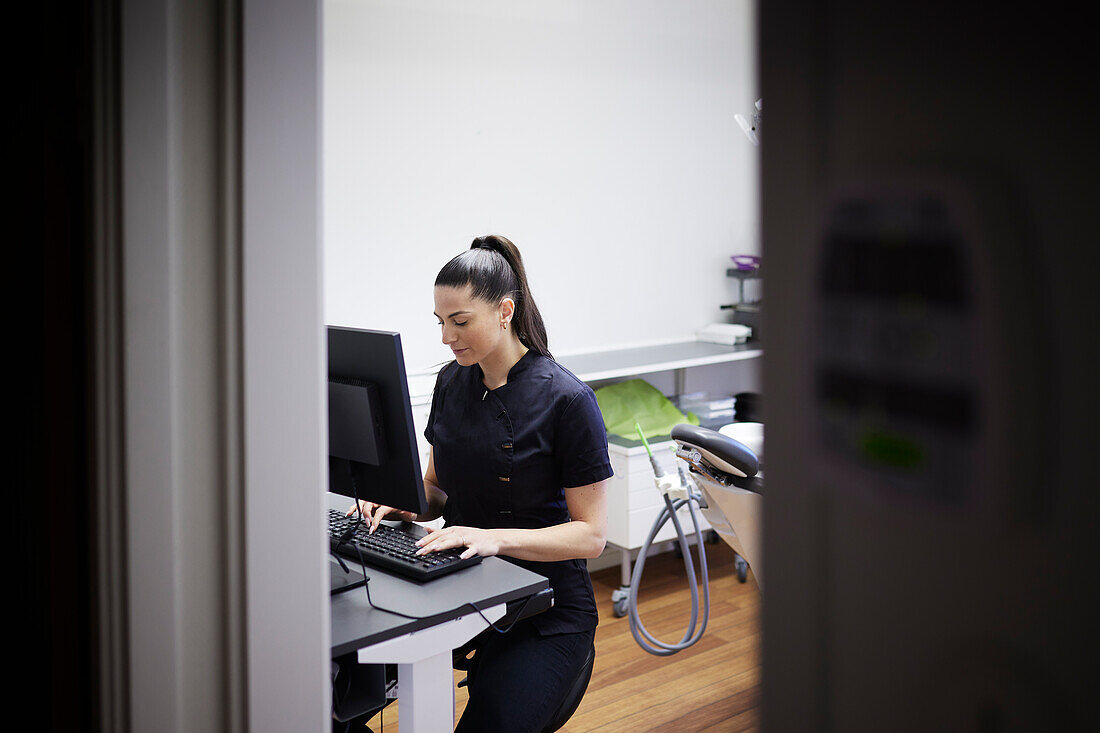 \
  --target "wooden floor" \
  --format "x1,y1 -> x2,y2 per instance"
358,540 -> 761,732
